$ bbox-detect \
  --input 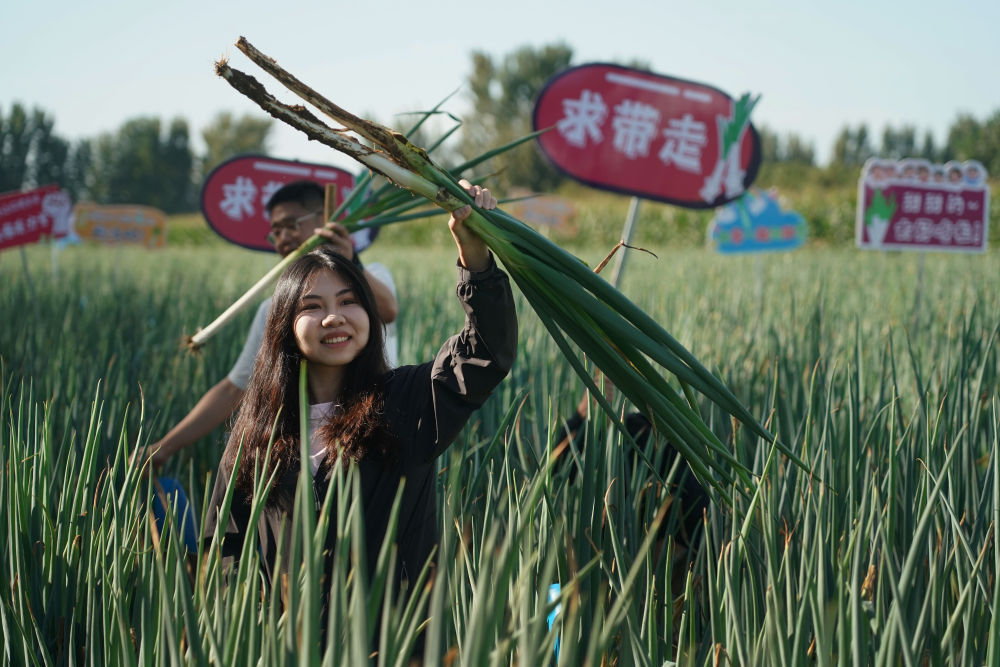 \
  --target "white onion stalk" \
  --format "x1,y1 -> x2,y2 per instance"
187,256 -> 289,350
